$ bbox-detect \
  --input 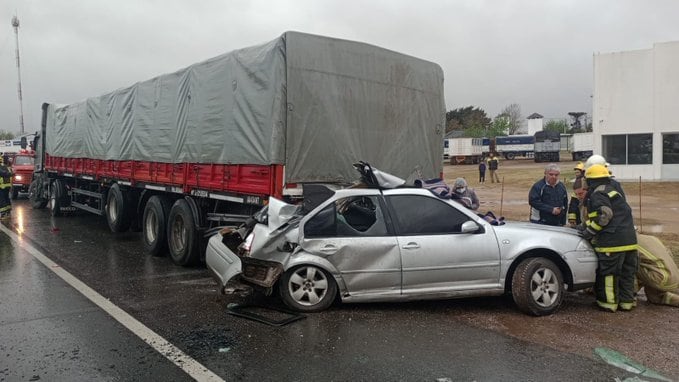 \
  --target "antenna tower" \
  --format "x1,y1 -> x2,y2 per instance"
12,15 -> 25,135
